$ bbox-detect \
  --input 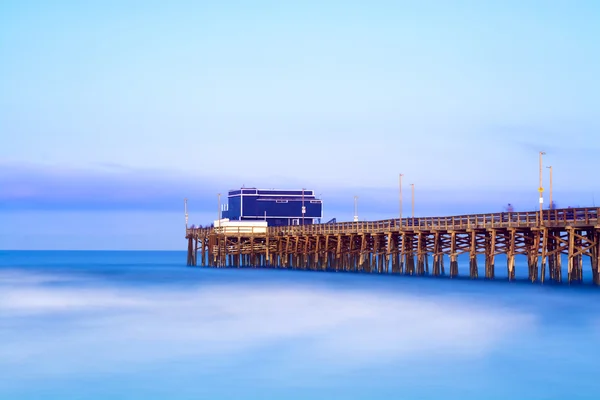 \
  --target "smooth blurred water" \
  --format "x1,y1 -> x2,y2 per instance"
1,251 -> 599,400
